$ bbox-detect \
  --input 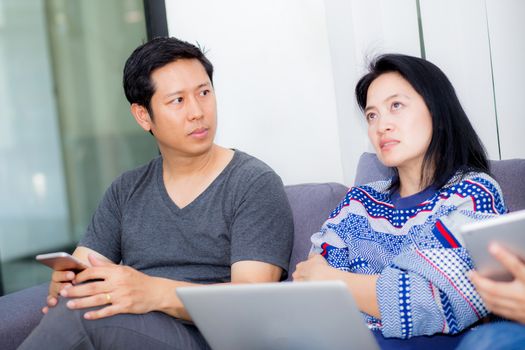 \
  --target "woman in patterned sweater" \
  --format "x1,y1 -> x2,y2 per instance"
292,54 -> 506,338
